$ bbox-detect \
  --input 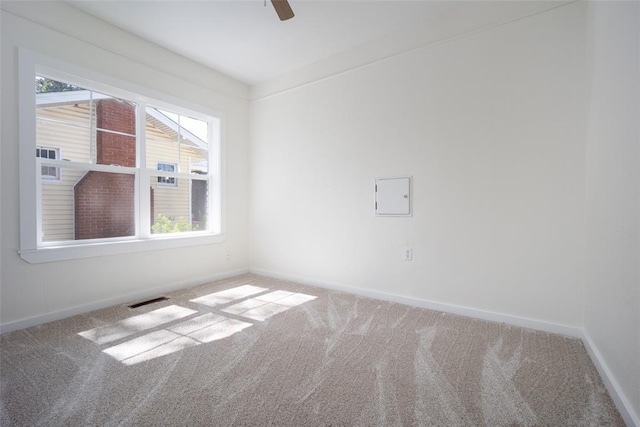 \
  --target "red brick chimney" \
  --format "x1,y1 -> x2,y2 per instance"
74,99 -> 136,240
96,99 -> 136,167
